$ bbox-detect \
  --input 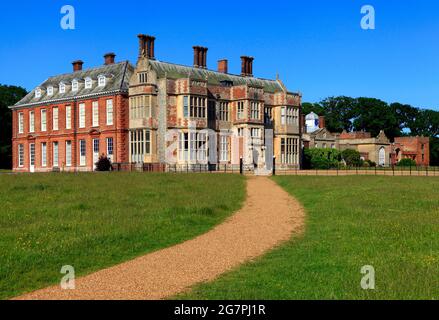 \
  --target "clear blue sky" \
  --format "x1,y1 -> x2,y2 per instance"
0,0 -> 438,110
